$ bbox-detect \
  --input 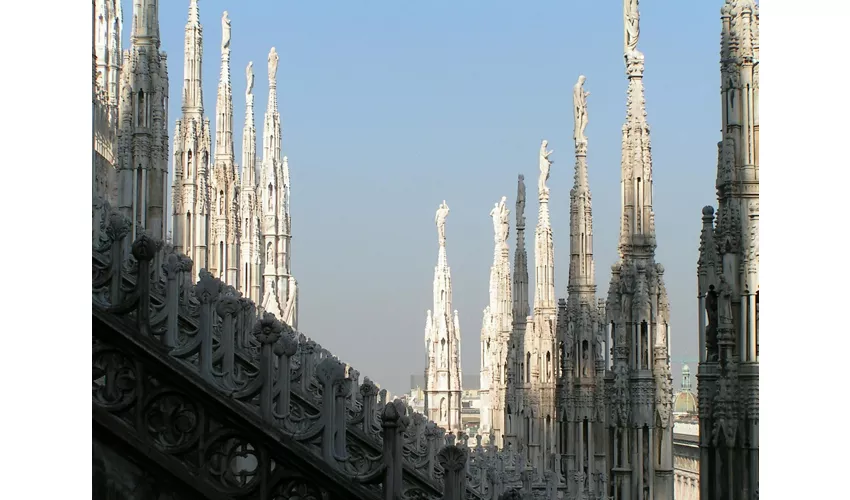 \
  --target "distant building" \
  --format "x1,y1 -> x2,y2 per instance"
410,375 -> 481,443
674,364 -> 698,418
673,365 -> 700,499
